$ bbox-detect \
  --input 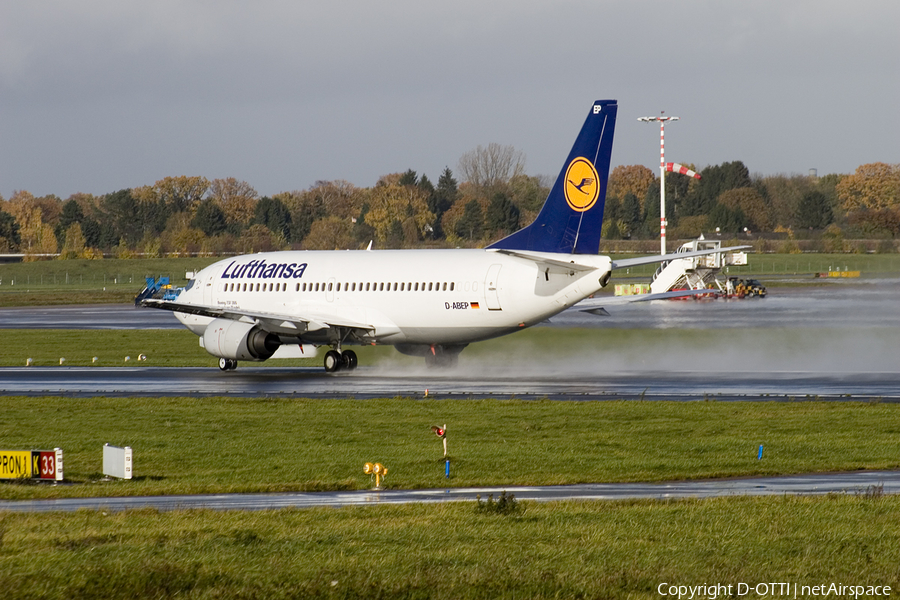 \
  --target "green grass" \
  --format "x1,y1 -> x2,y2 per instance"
0,495 -> 898,599
0,257 -> 219,306
1,397 -> 899,500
